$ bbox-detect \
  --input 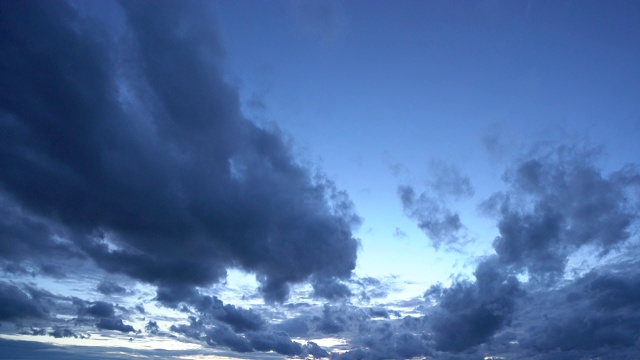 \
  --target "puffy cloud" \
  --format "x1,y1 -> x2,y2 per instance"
0,283 -> 49,321
194,295 -> 265,333
518,264 -> 640,353
85,301 -> 116,318
486,145 -> 639,280
421,144 -> 640,353
426,257 -> 522,352
96,318 -> 135,333
144,321 -> 159,335
0,0 -> 359,303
